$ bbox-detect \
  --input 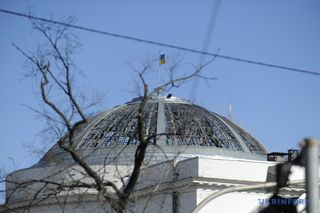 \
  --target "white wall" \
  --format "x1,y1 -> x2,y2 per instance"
197,189 -> 270,213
